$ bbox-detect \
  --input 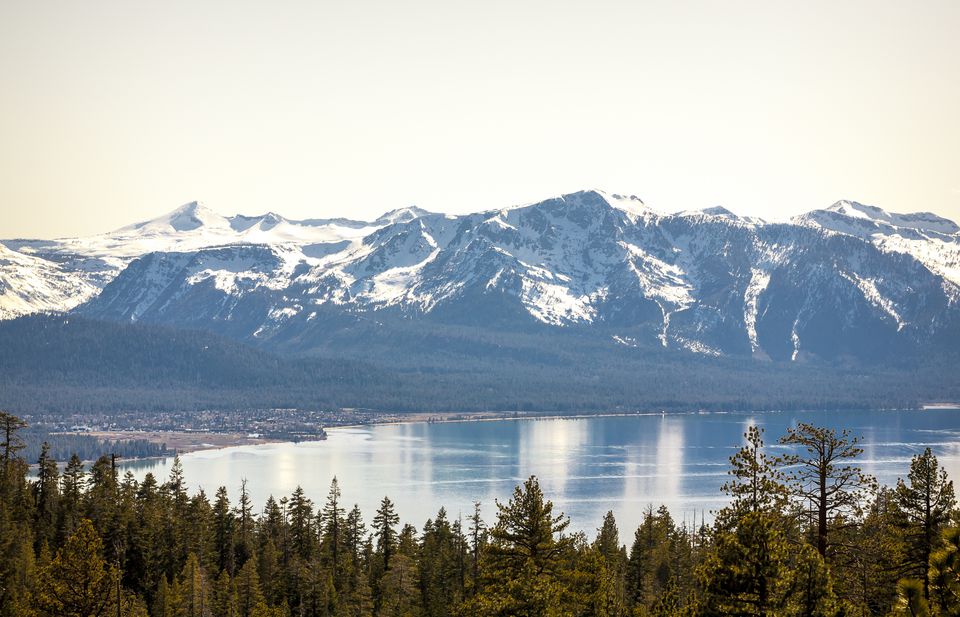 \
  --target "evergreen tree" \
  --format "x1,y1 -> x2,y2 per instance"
33,441 -> 60,551
321,477 -> 347,588
380,553 -> 421,617
467,476 -> 573,617
892,579 -> 930,617
894,448 -> 957,598
467,502 -> 485,597
235,554 -> 267,617
211,569 -> 238,617
928,527 -> 960,616
37,518 -> 118,617
374,497 -> 401,573
60,453 -> 87,541
420,508 -> 465,617
625,505 -> 677,609
720,426 -> 787,521
0,410 -> 27,470
213,487 -> 237,576
288,486 -> 315,562
697,511 -> 793,617
176,552 -> 210,617
235,480 -> 256,569
777,423 -> 876,558
593,511 -> 620,564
